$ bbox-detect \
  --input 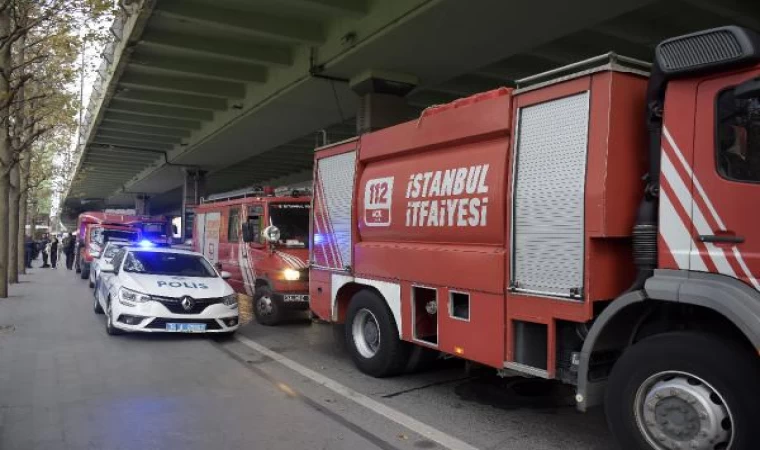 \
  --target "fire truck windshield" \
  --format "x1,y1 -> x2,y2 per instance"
141,223 -> 166,241
268,203 -> 310,248
91,227 -> 138,245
